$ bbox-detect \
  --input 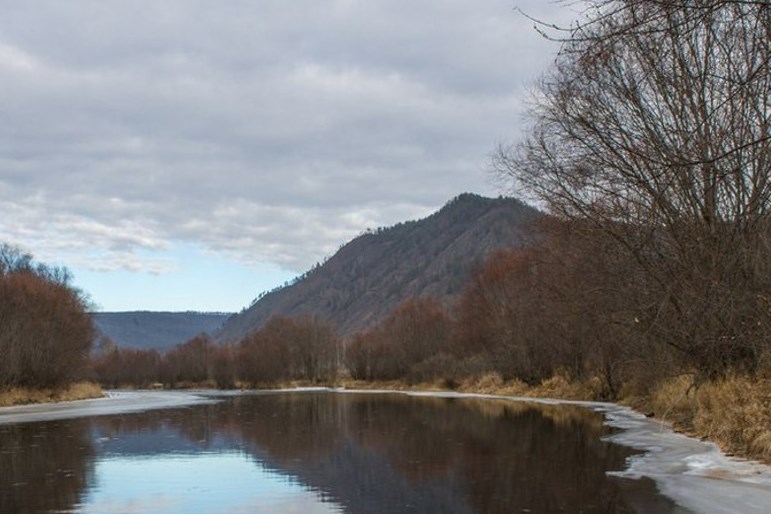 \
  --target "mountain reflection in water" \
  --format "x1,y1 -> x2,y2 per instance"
0,392 -> 692,514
